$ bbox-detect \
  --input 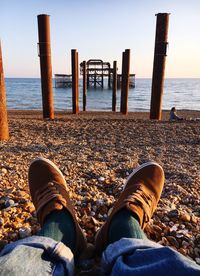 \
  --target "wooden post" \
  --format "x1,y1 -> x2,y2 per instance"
112,61 -> 117,112
82,61 -> 87,111
121,49 -> 130,114
37,14 -> 54,119
150,13 -> 170,120
108,63 -> 111,89
71,49 -> 79,114
0,42 -> 9,140
120,52 -> 125,112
